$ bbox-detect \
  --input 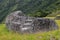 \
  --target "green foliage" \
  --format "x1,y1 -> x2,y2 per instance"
0,0 -> 60,23
27,12 -> 41,17
47,10 -> 60,17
